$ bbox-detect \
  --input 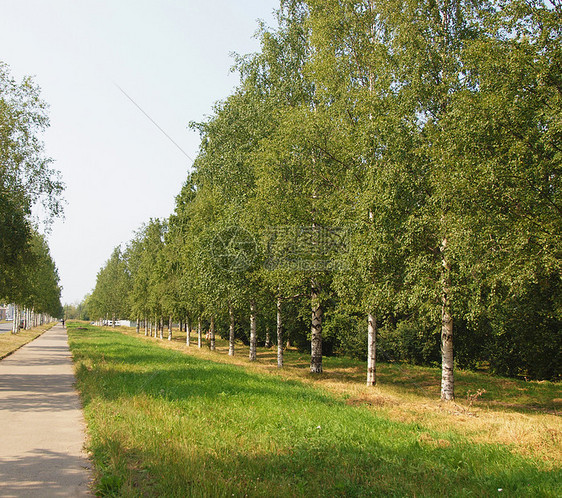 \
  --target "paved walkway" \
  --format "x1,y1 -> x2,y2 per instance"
0,325 -> 92,496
